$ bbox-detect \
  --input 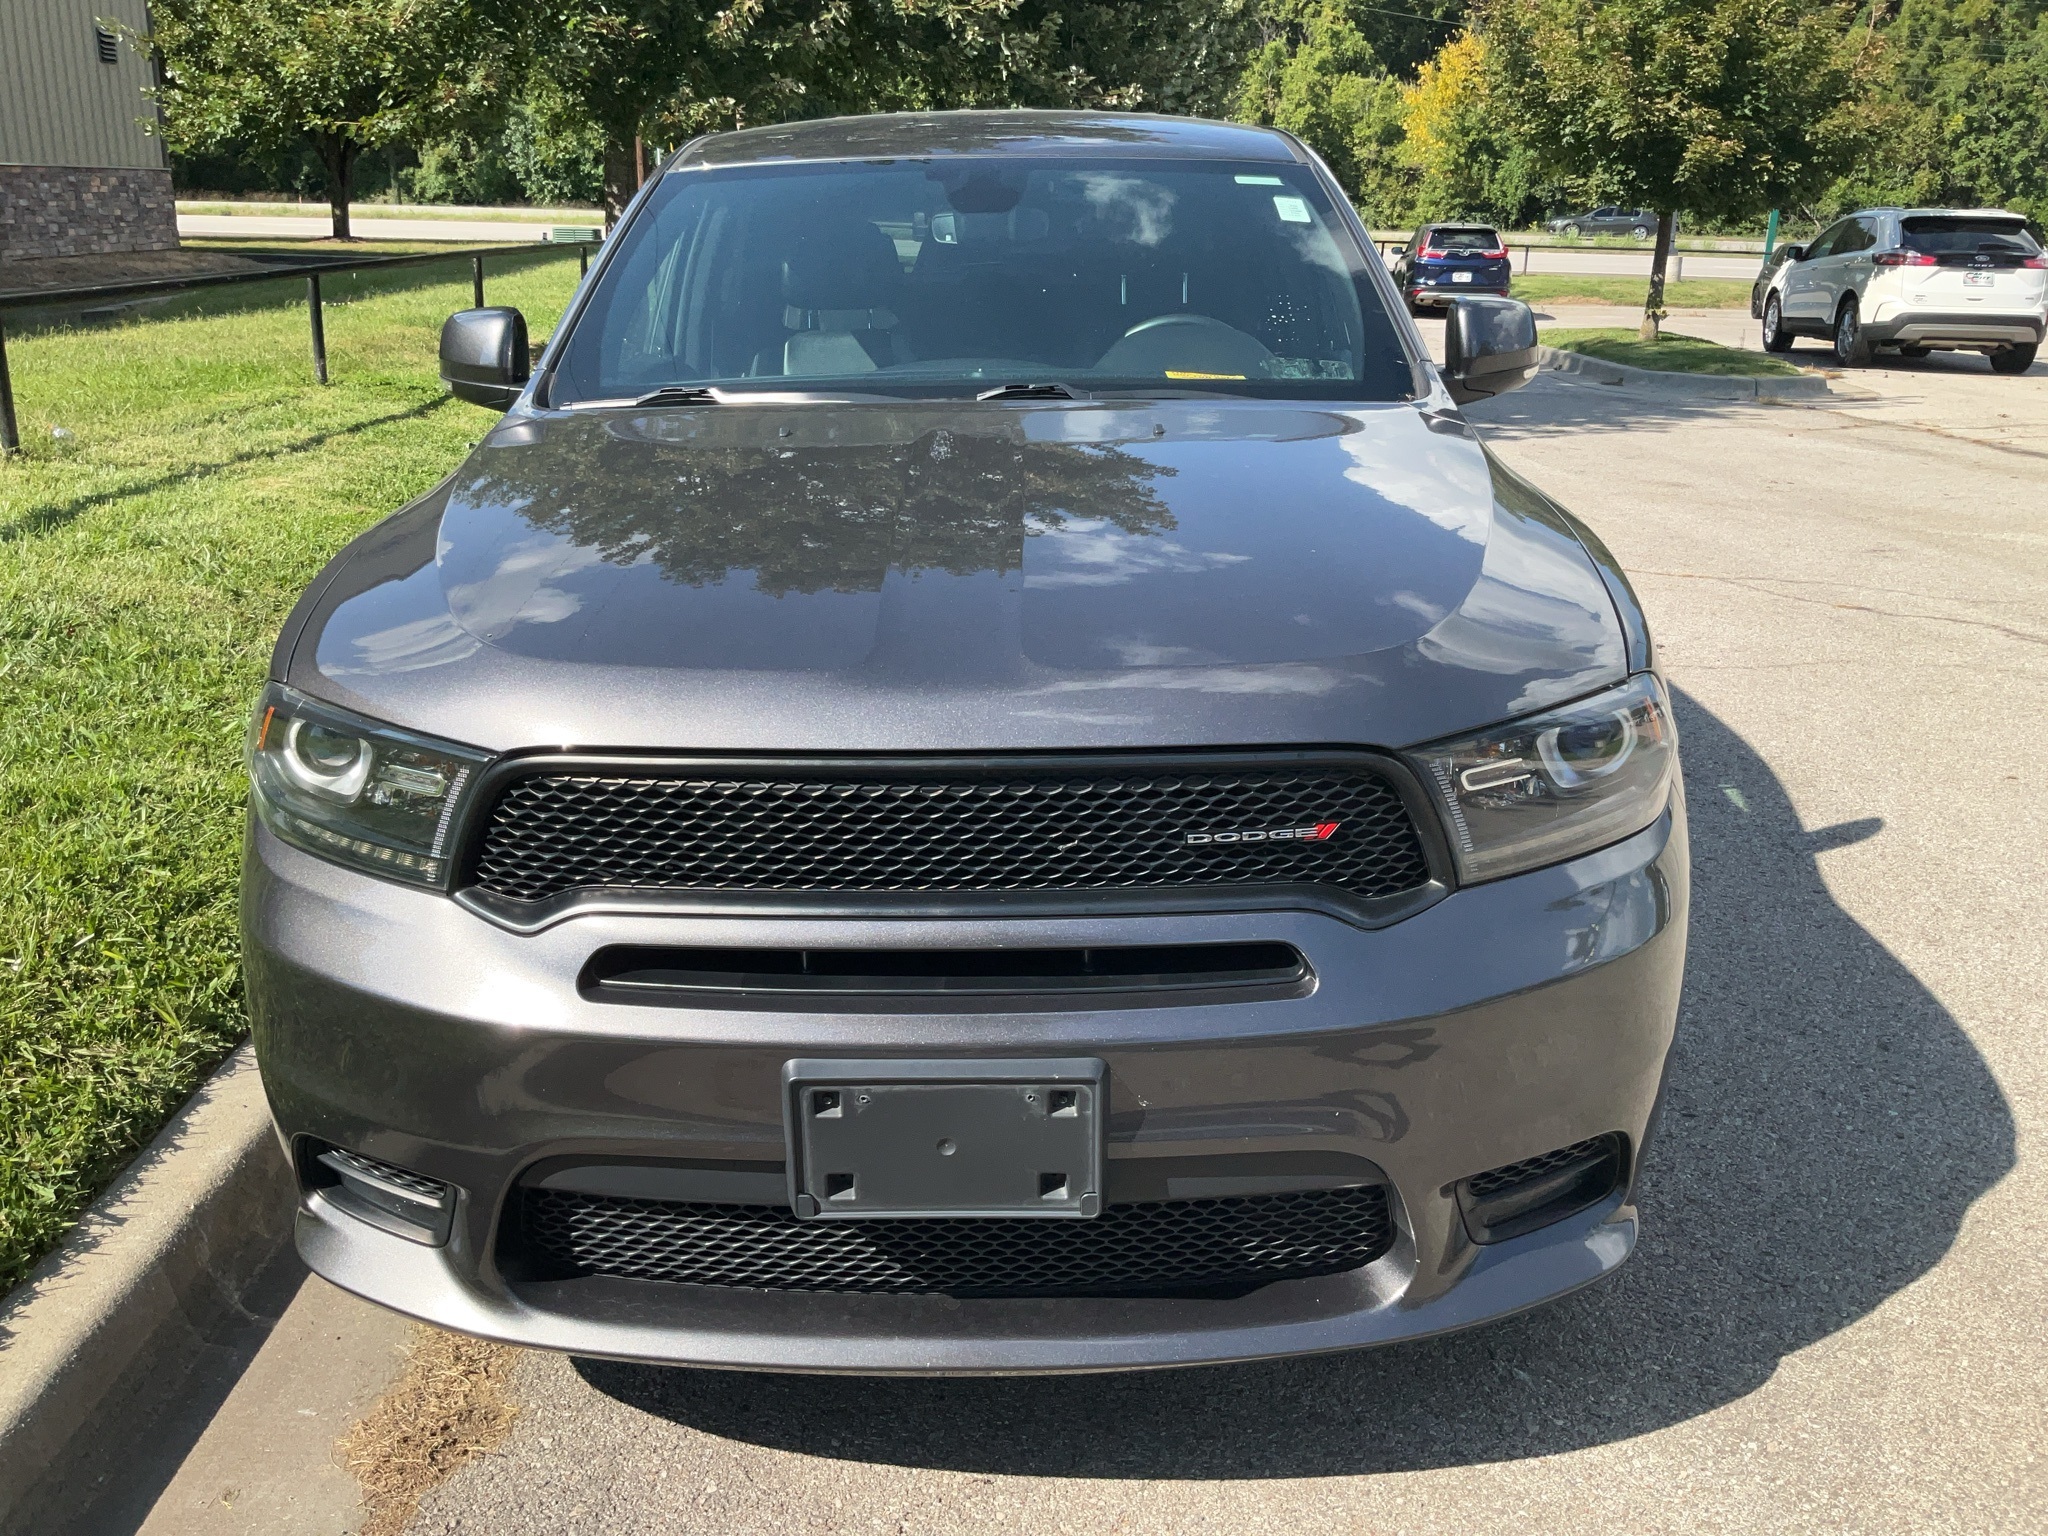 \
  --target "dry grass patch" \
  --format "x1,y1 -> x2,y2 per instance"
339,1326 -> 521,1536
